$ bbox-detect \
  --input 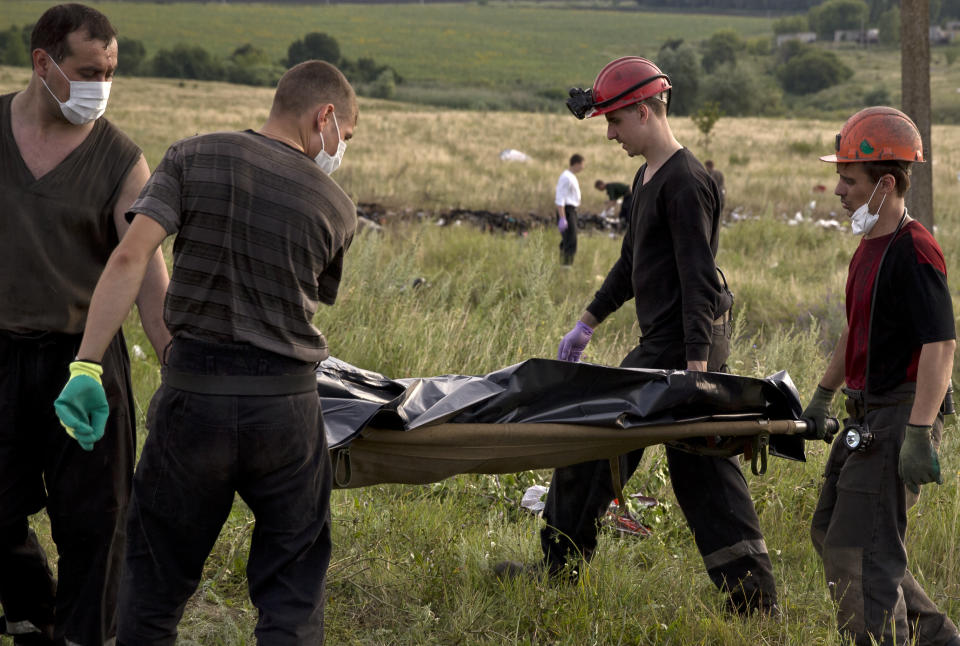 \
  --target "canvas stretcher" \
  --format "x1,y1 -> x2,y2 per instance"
317,357 -> 820,489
